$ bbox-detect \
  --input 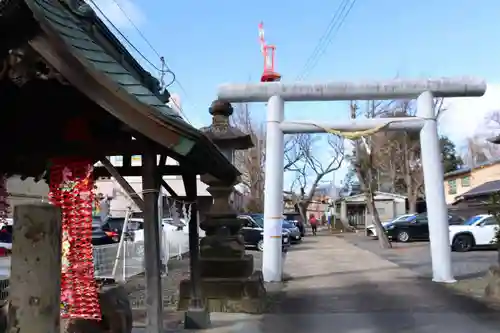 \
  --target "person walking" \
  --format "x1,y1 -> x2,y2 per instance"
309,214 -> 318,236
